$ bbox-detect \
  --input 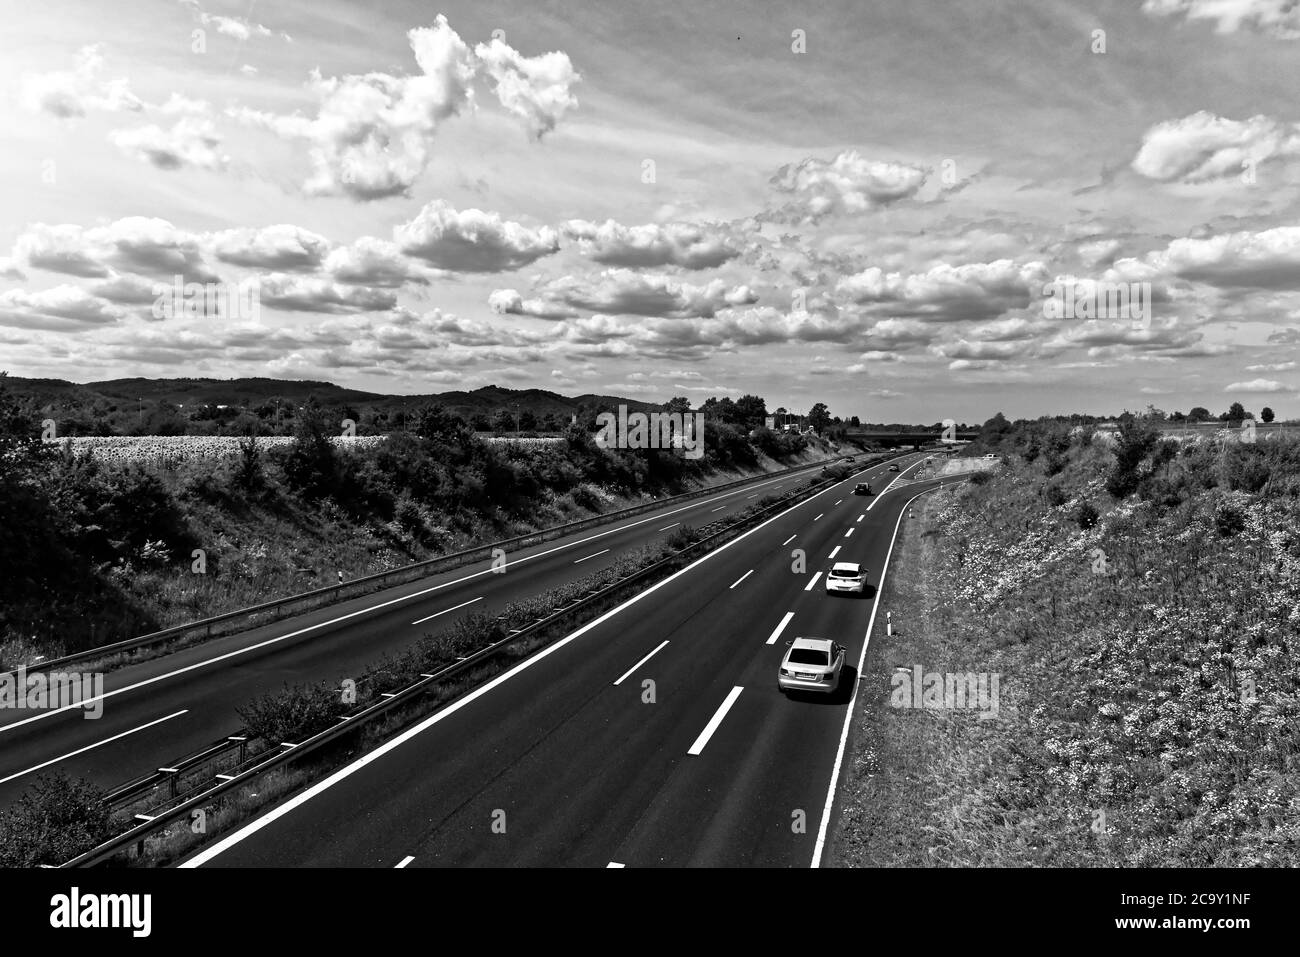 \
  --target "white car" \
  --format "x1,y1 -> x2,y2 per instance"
778,637 -> 846,695
825,561 -> 868,596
